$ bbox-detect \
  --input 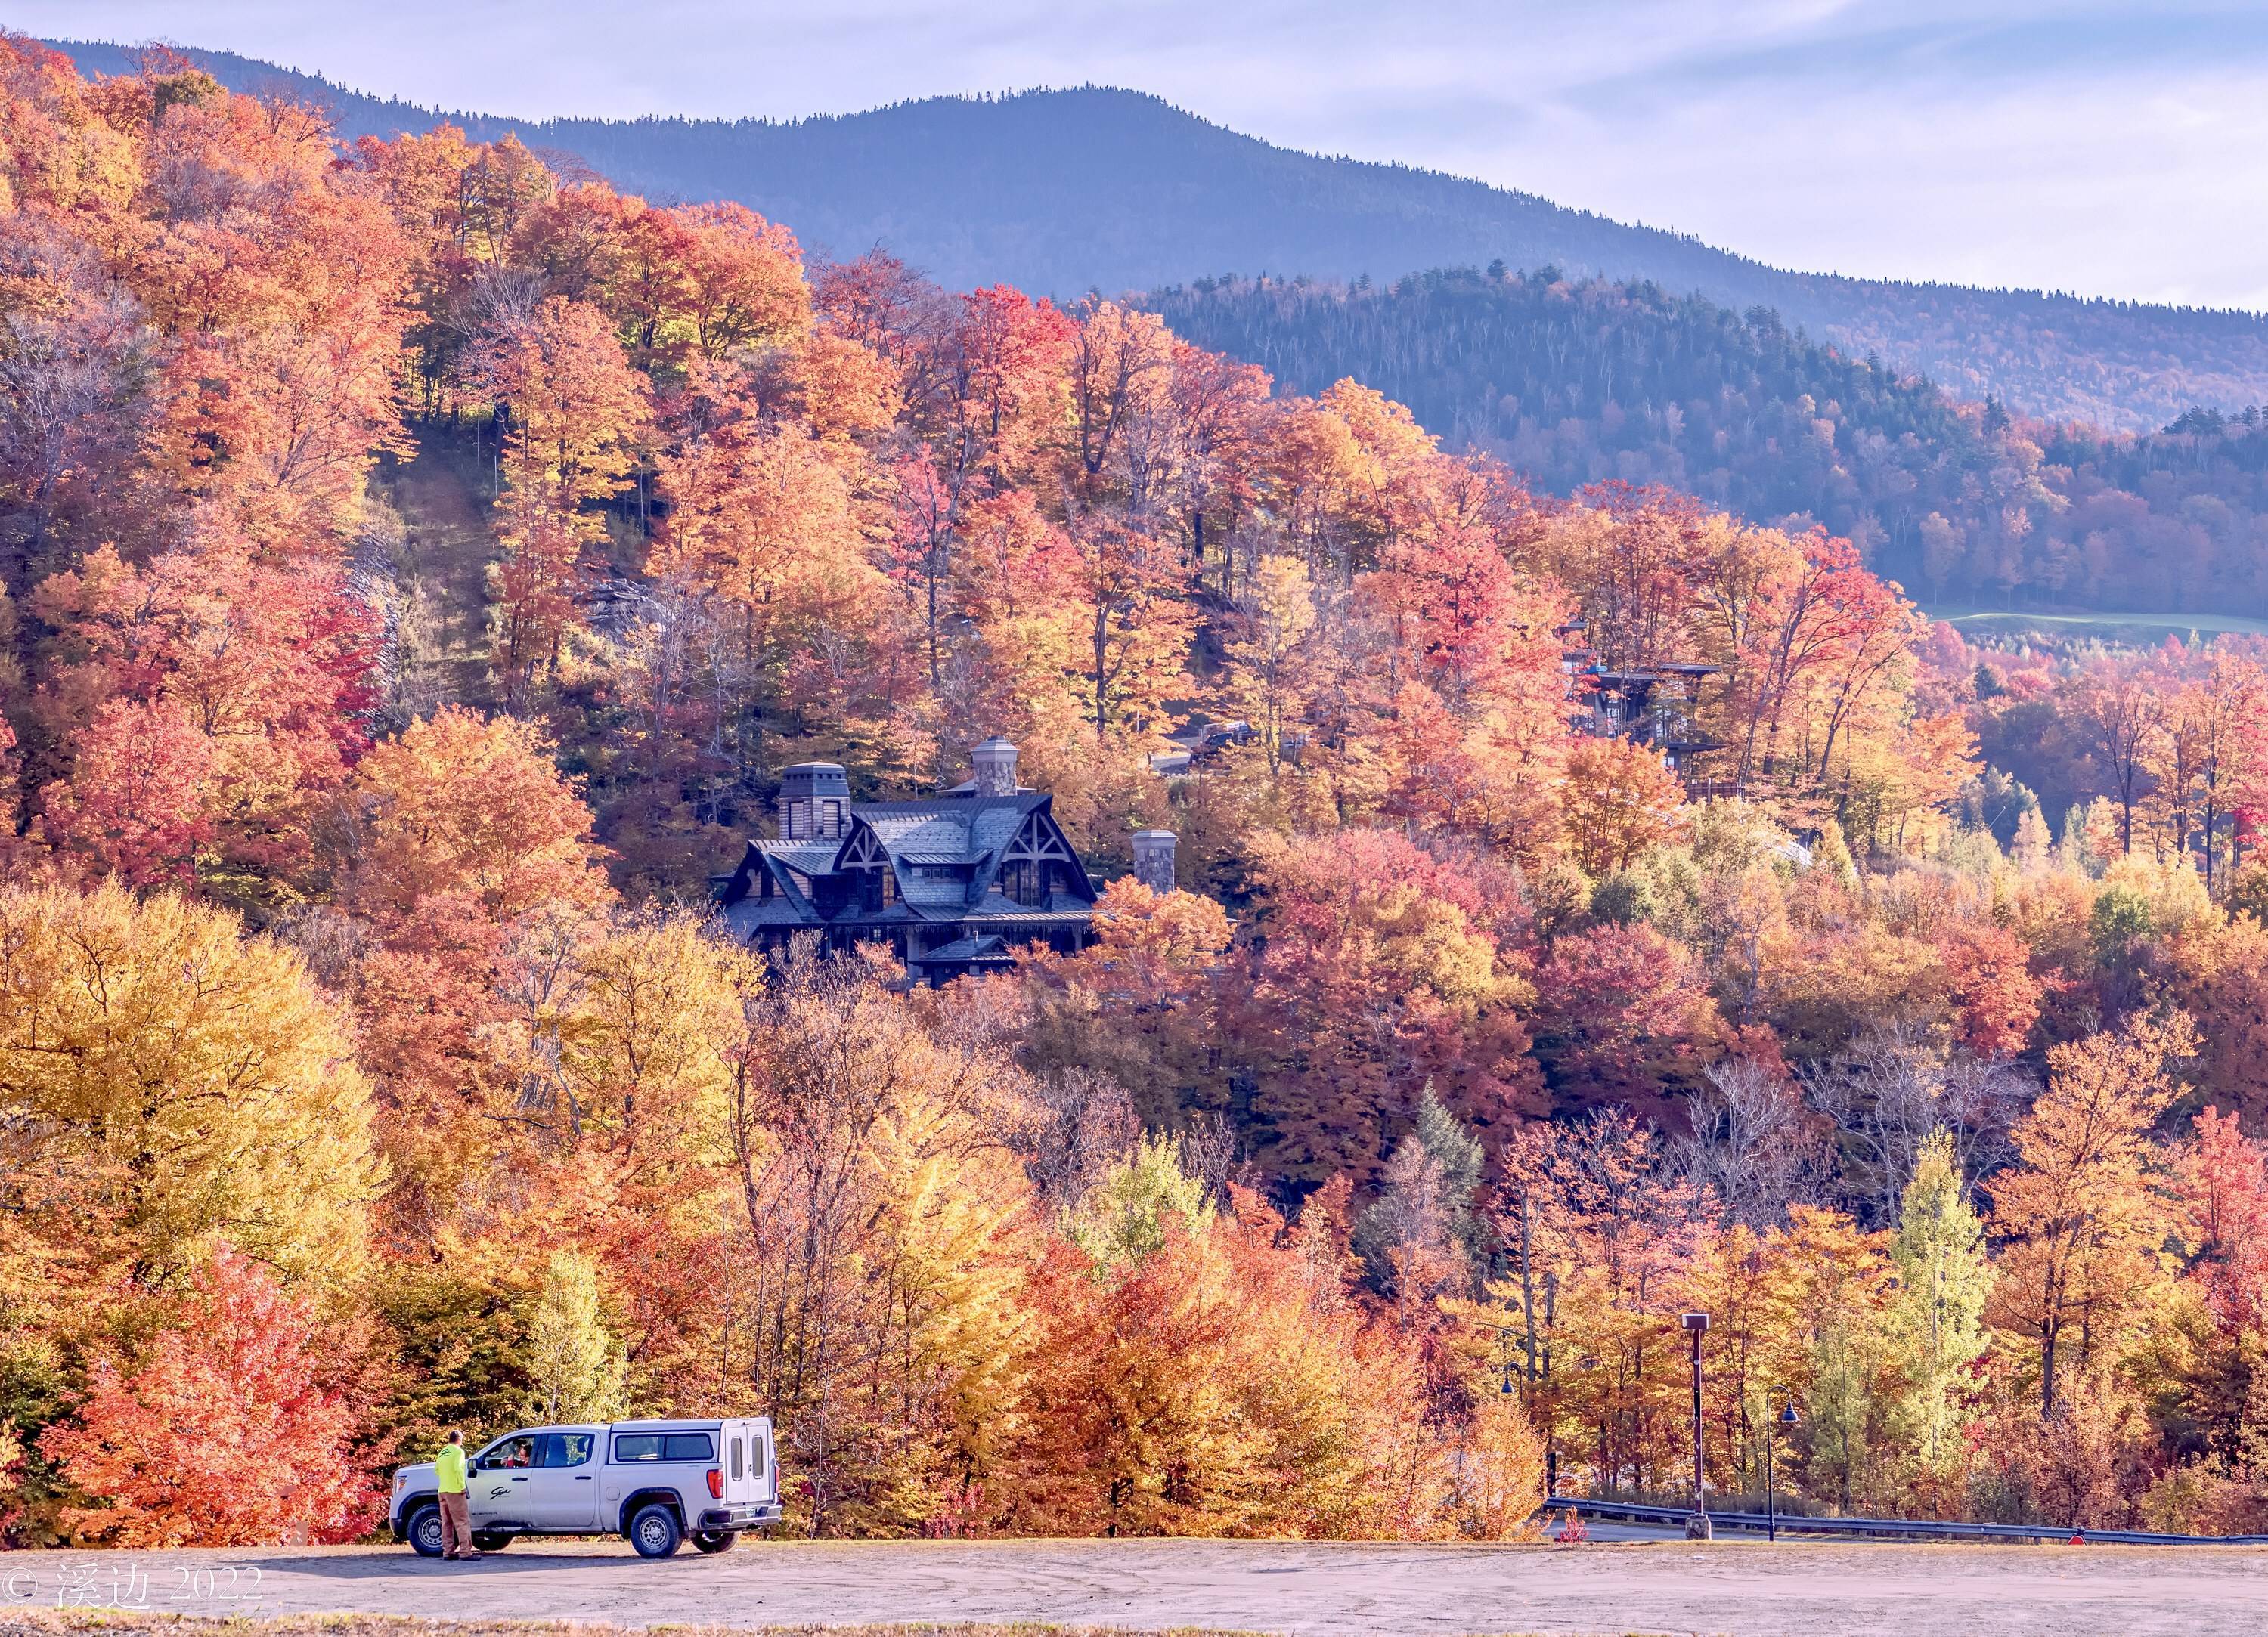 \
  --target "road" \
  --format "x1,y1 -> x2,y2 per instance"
8,1536 -> 2268,1636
